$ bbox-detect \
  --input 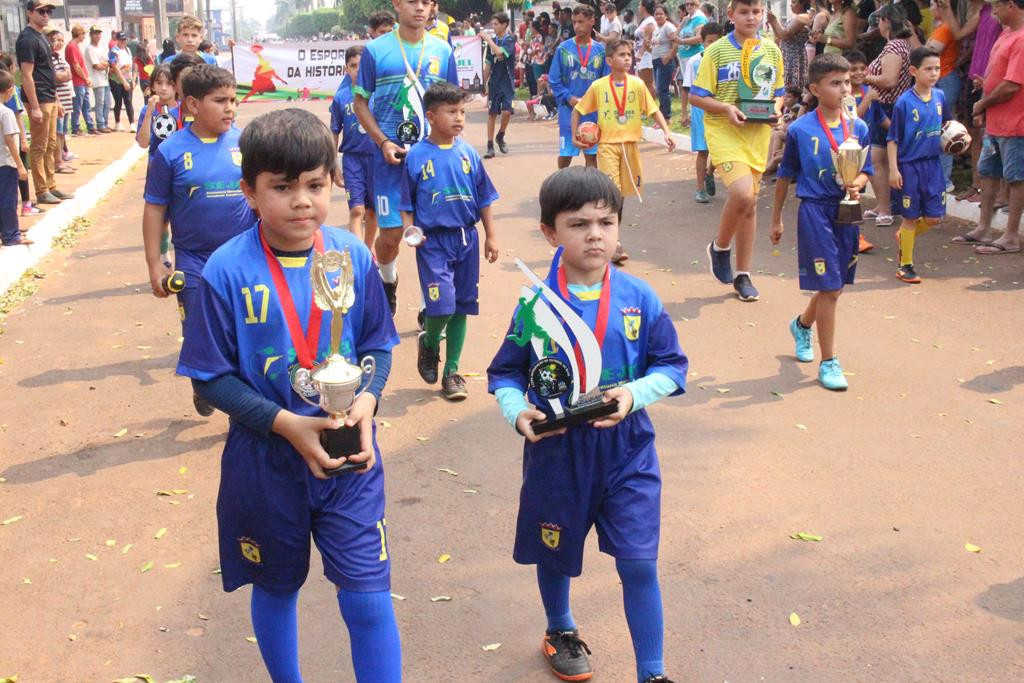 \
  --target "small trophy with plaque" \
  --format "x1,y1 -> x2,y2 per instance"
736,38 -> 779,123
293,248 -> 377,474
507,252 -> 617,434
